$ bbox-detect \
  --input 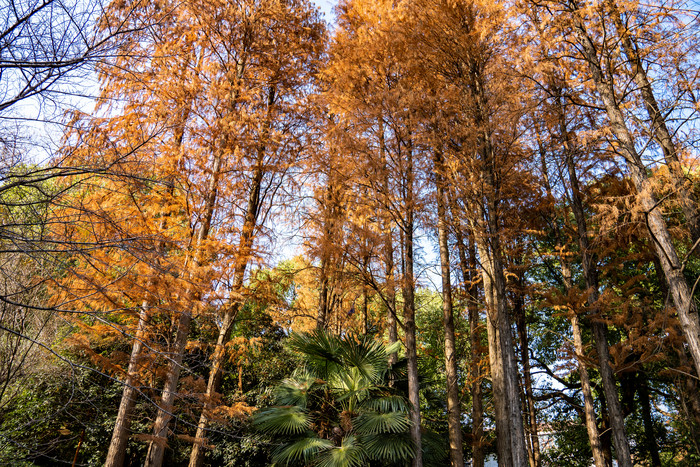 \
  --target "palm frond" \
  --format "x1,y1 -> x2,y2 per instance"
275,372 -> 322,408
253,406 -> 311,436
363,432 -> 416,463
360,395 -> 409,413
272,435 -> 333,465
339,336 -> 388,383
354,411 -> 411,434
288,329 -> 343,379
315,435 -> 366,467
